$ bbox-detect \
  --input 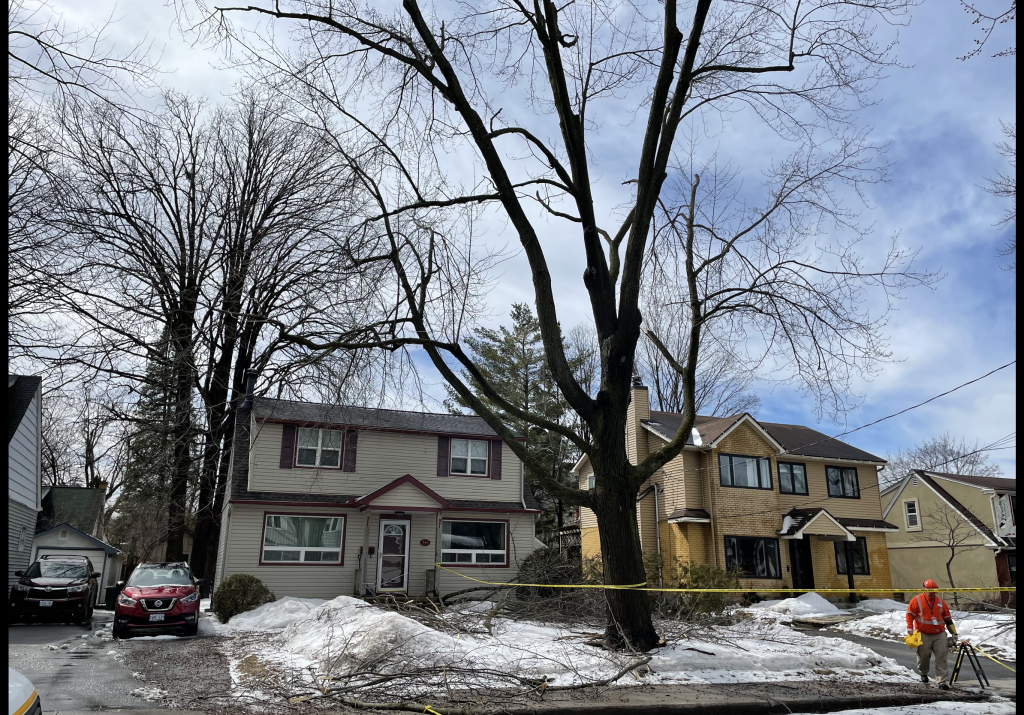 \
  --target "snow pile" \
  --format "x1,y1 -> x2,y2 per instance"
828,703 -> 1016,715
855,598 -> 906,613
758,592 -> 841,617
834,609 -> 1016,660
278,596 -> 466,668
130,686 -> 168,701
219,596 -> 325,631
